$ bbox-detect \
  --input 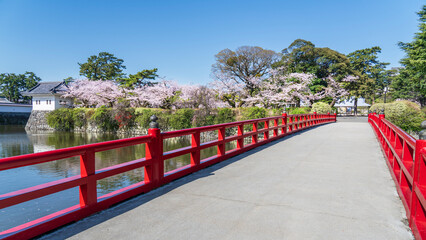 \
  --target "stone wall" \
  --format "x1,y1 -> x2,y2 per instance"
0,112 -> 31,125
25,111 -> 54,132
